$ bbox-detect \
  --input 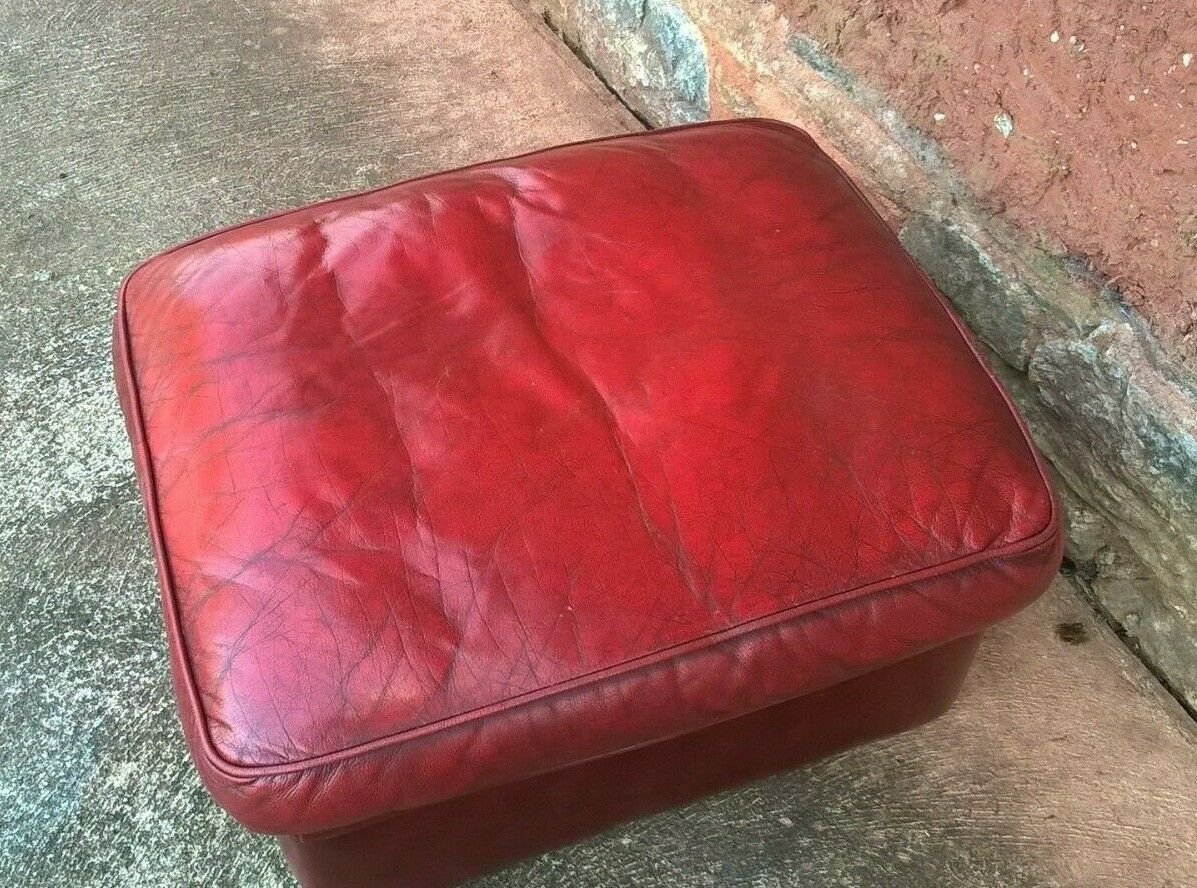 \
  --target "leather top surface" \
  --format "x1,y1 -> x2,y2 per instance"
118,120 -> 1054,775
